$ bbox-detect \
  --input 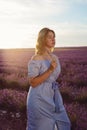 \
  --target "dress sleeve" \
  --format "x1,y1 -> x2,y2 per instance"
28,60 -> 40,78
